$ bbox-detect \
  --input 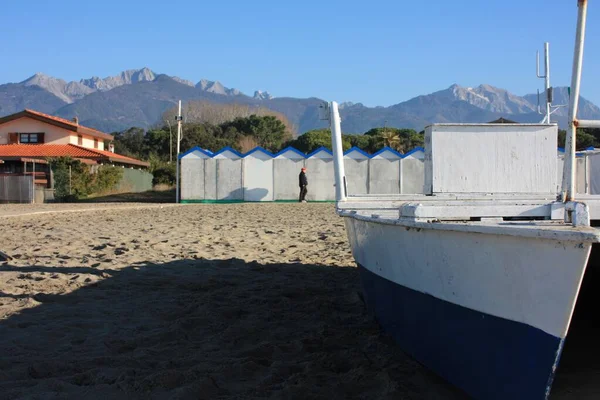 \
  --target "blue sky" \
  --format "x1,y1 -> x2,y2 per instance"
1,0 -> 599,107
